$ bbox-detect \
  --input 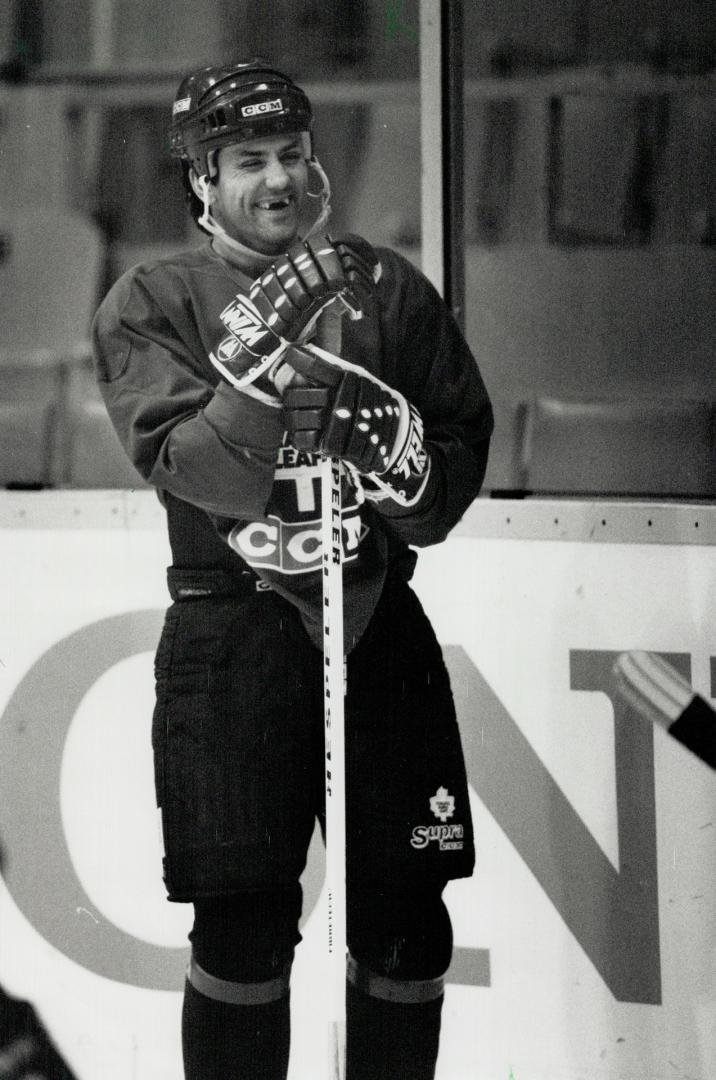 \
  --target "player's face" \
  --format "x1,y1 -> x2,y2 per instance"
209,134 -> 309,255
